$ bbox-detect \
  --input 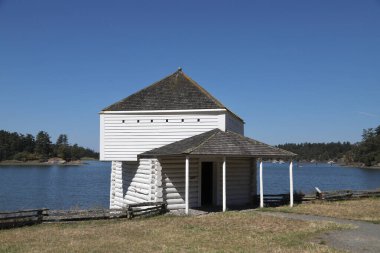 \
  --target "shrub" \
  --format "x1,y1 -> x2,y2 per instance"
13,152 -> 38,162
